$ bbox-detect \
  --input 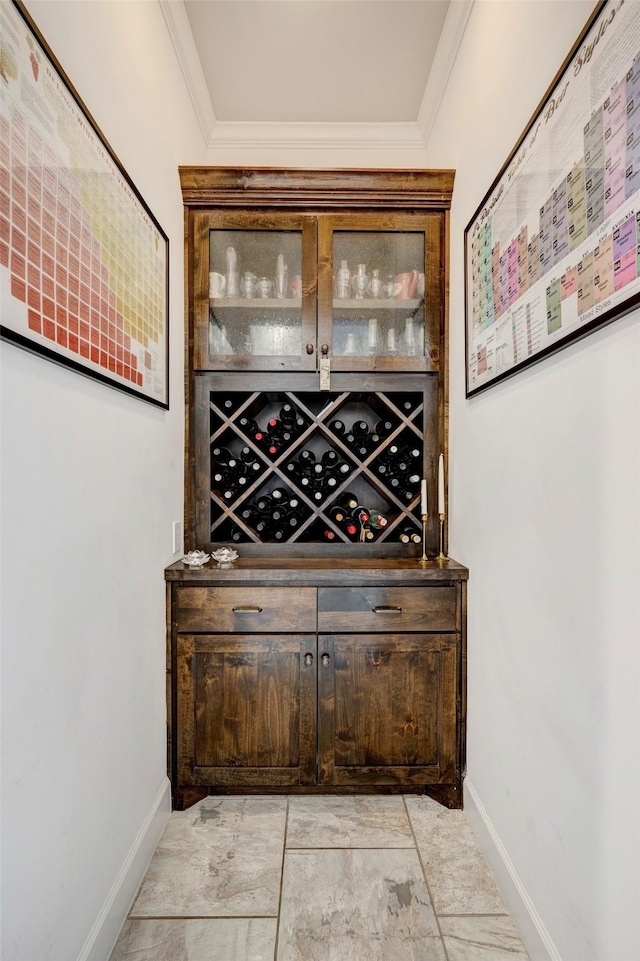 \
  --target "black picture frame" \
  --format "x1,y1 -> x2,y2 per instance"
0,0 -> 169,408
465,0 -> 640,398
